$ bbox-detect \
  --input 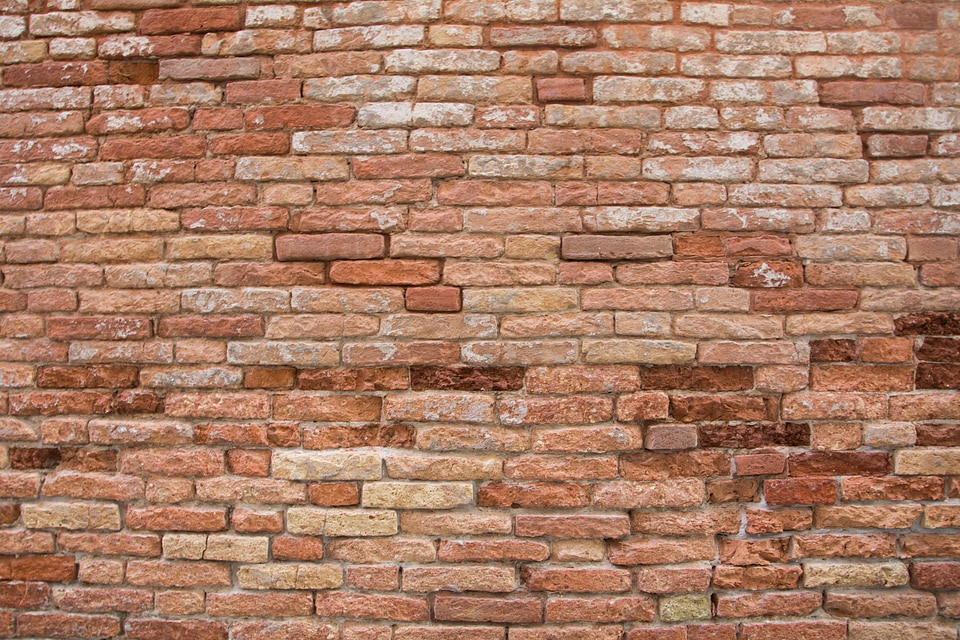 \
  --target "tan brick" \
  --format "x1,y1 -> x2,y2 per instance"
286,507 -> 398,536
237,563 -> 343,590
273,450 -> 382,481
22,501 -> 121,530
802,561 -> 909,587
362,482 -> 473,509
